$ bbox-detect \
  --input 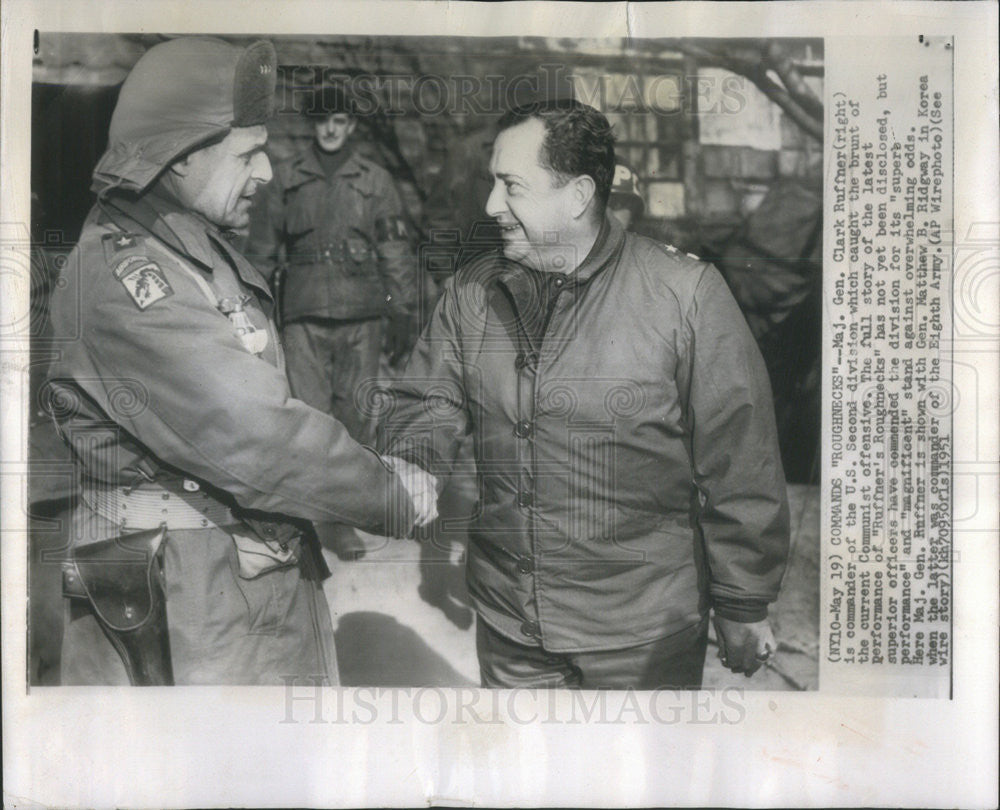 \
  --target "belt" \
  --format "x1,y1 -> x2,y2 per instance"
287,245 -> 347,266
81,481 -> 234,530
